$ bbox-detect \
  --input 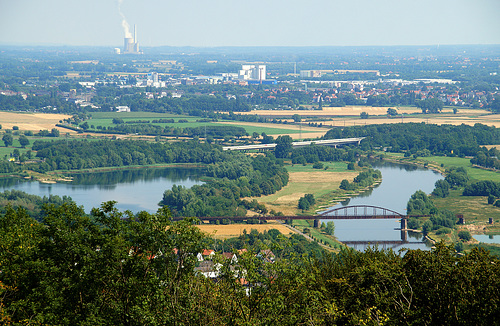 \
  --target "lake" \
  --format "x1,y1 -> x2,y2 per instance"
0,167 -> 205,213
